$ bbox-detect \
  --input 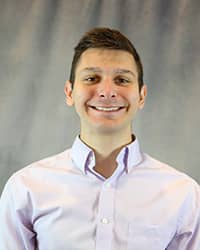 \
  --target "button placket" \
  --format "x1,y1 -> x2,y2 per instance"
95,182 -> 115,250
